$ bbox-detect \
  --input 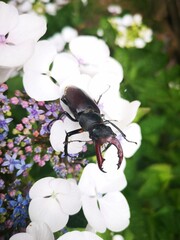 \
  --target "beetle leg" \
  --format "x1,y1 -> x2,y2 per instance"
104,120 -> 137,144
64,128 -> 84,156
